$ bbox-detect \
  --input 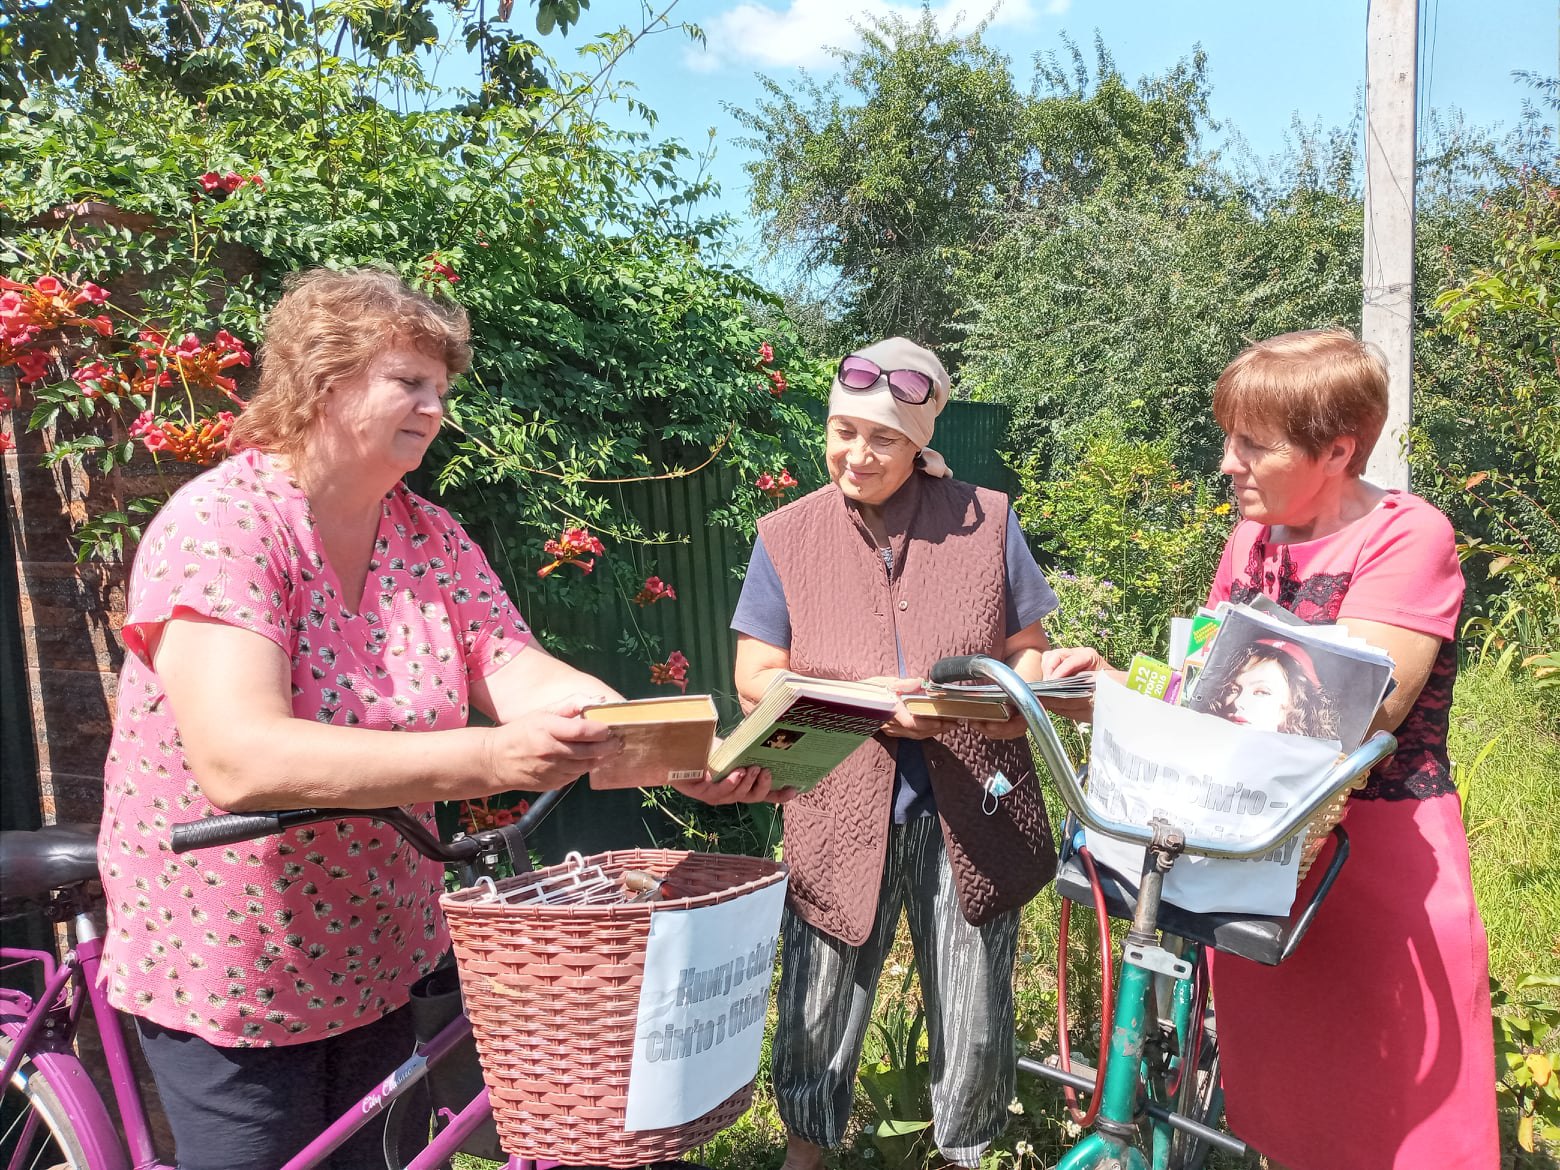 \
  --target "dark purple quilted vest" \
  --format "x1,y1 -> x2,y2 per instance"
759,473 -> 1056,945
